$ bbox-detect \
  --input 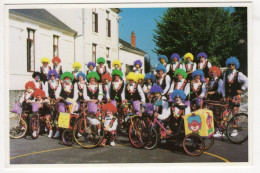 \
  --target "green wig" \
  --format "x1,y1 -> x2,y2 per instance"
87,71 -> 100,81
97,57 -> 105,64
174,69 -> 187,79
60,72 -> 74,81
112,69 -> 123,78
